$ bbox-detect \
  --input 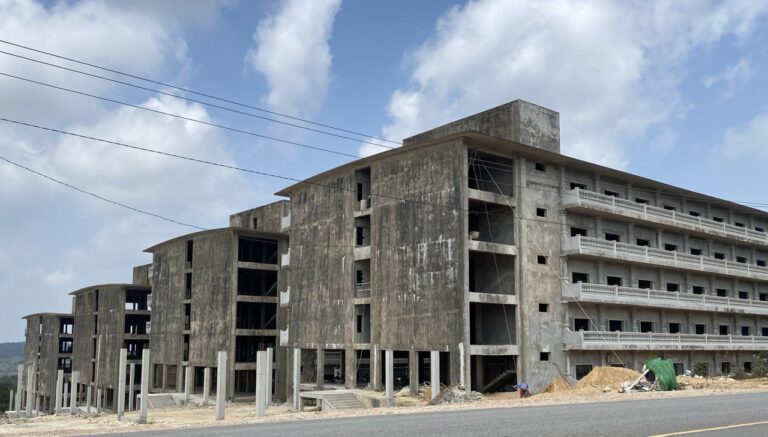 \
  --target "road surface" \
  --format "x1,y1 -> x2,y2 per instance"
94,392 -> 768,437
